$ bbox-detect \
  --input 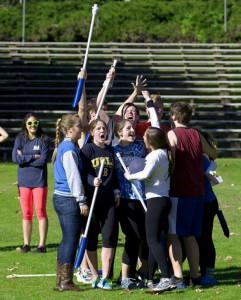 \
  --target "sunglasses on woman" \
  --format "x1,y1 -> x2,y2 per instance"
26,121 -> 39,126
